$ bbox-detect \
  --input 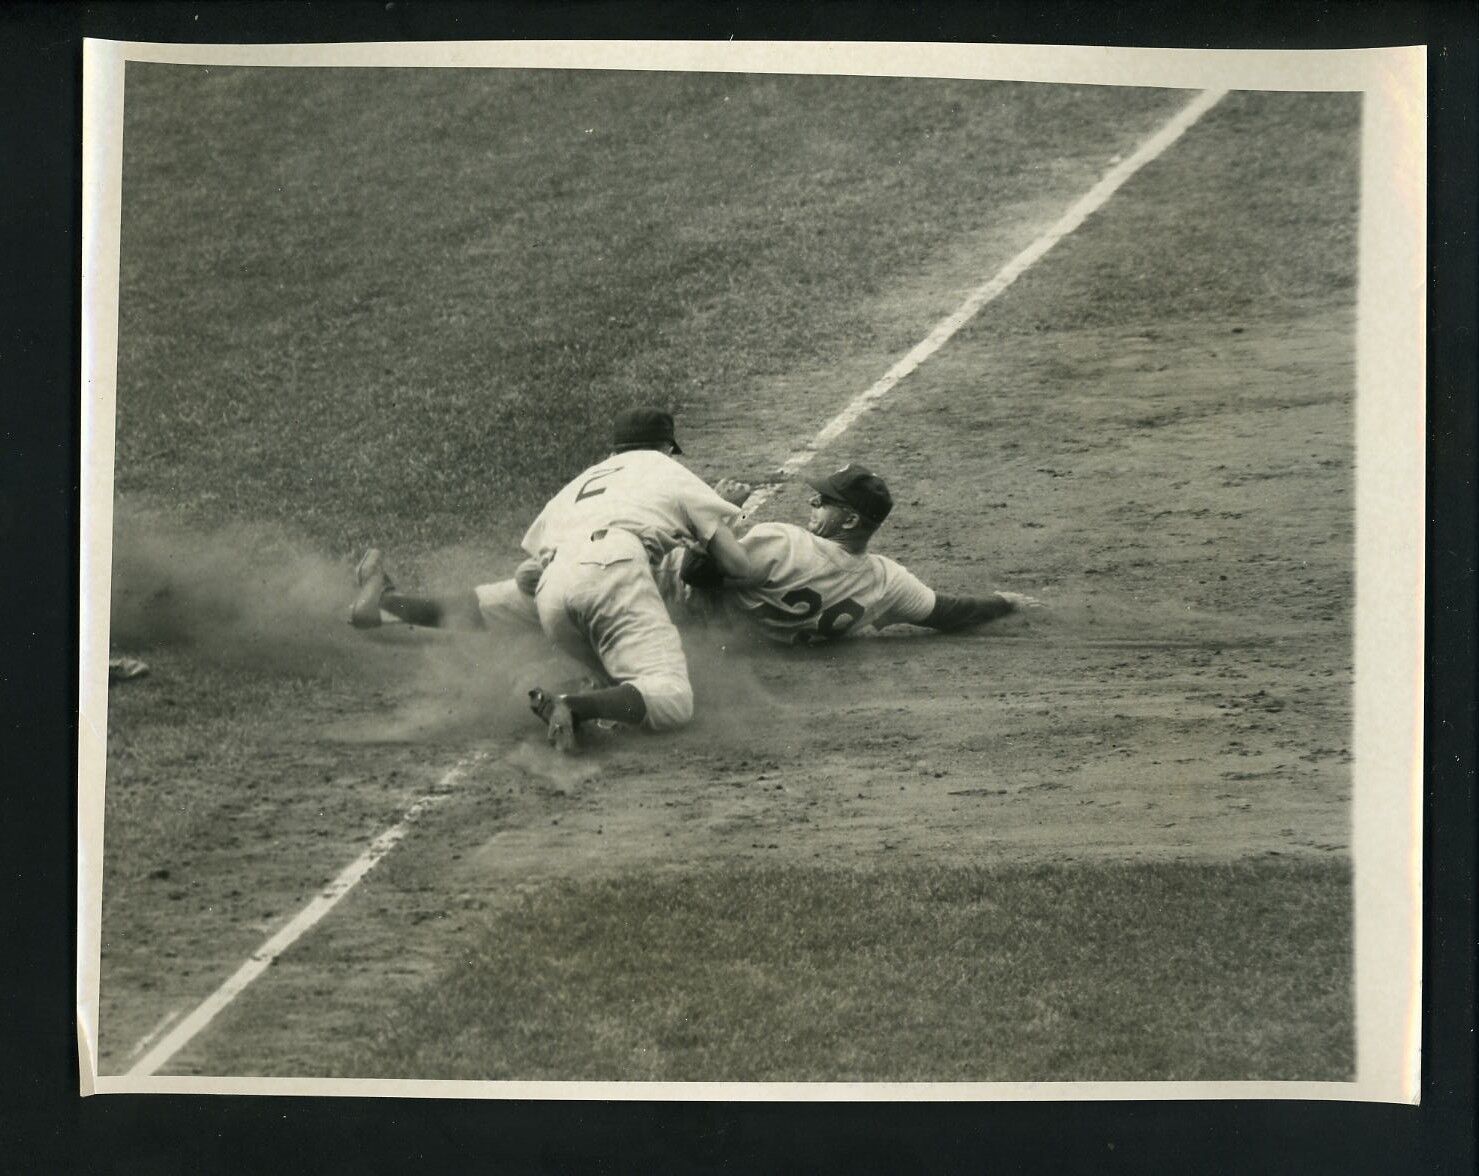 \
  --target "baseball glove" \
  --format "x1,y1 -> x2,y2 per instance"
679,547 -> 726,589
